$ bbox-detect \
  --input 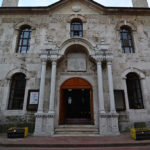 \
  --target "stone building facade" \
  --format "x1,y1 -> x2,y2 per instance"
0,0 -> 150,136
